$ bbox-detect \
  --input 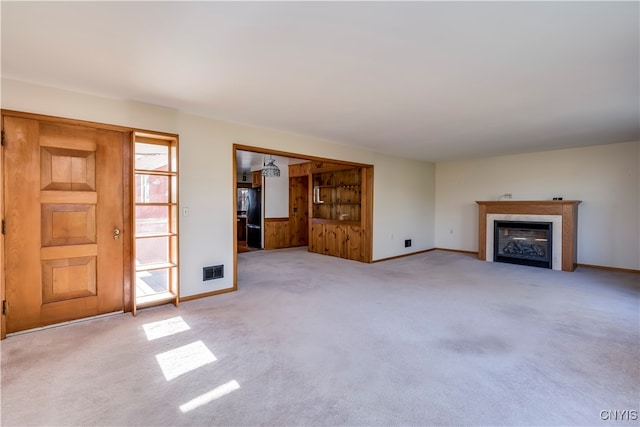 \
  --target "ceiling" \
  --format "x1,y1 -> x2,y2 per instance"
236,150 -> 306,176
2,2 -> 638,162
